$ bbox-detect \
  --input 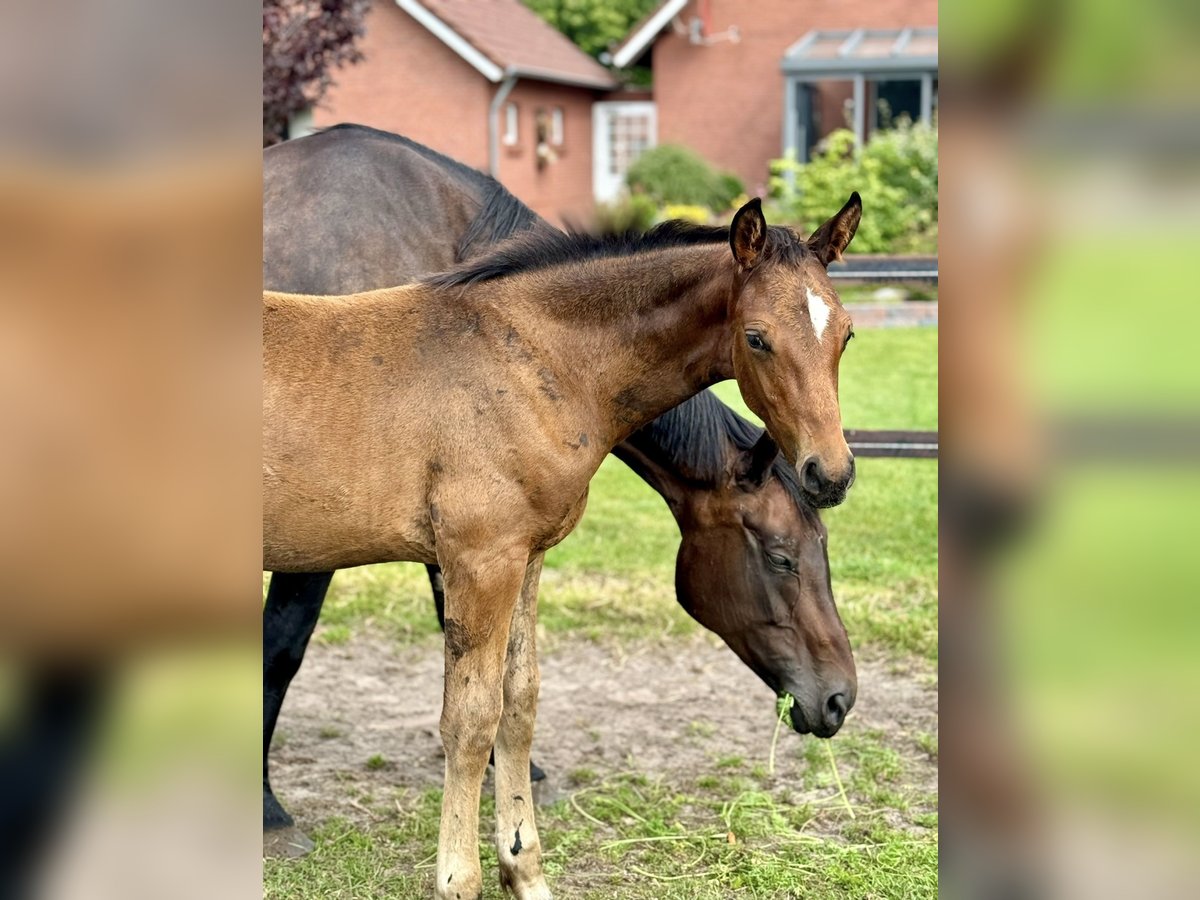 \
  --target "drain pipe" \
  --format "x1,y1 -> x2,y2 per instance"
488,72 -> 519,177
